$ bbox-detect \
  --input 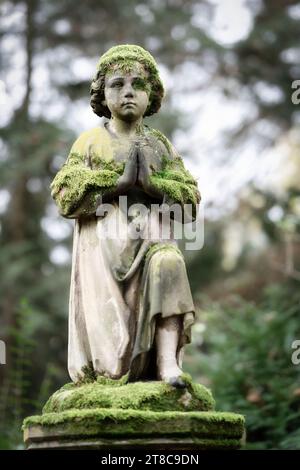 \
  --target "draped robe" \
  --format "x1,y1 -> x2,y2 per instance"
50,124 -> 200,382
